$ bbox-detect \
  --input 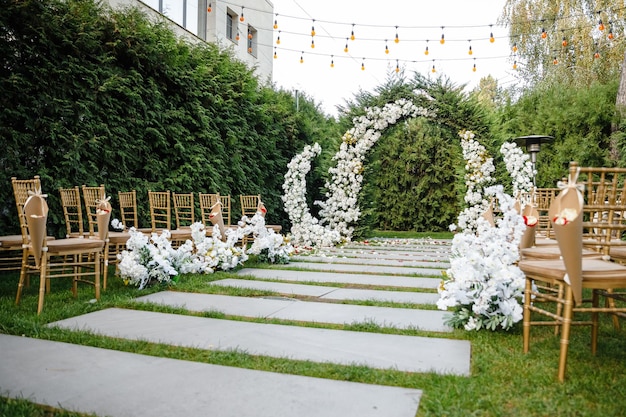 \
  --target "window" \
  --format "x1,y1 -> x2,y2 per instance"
247,25 -> 257,56
226,9 -> 238,42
